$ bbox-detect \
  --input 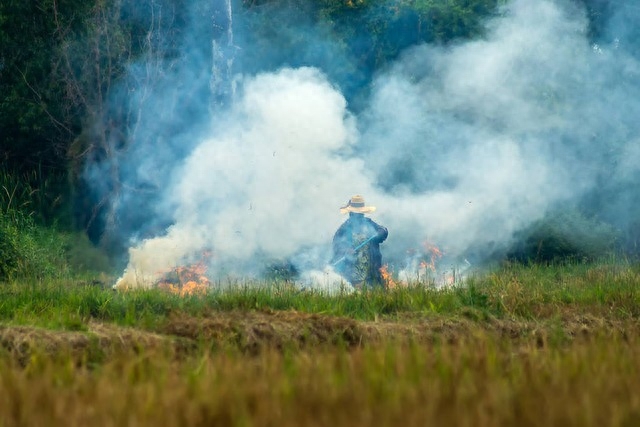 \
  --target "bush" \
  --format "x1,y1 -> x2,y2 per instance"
0,167 -> 70,227
0,210 -> 24,279
63,232 -> 114,274
0,209 -> 69,281
507,209 -> 619,264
